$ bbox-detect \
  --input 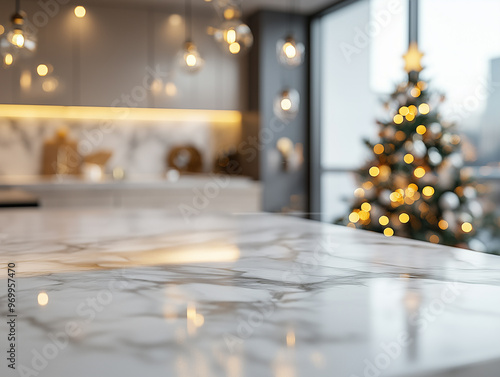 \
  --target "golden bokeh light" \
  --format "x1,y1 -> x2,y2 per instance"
349,212 -> 360,223
369,166 -> 380,177
74,6 -> 86,18
429,234 -> 440,243
362,181 -> 374,190
379,216 -> 389,226
416,125 -> 426,135
438,220 -> 448,230
399,106 -> 409,116
461,222 -> 473,233
422,186 -> 435,197
404,153 -> 414,164
359,210 -> 370,221
405,113 -> 415,122
229,42 -> 241,54
393,114 -> 404,124
361,202 -> 371,212
373,144 -> 384,155
414,166 -> 426,178
4,53 -> 13,66
384,227 -> 394,237
418,103 -> 430,115
399,213 -> 410,223
410,87 -> 421,97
